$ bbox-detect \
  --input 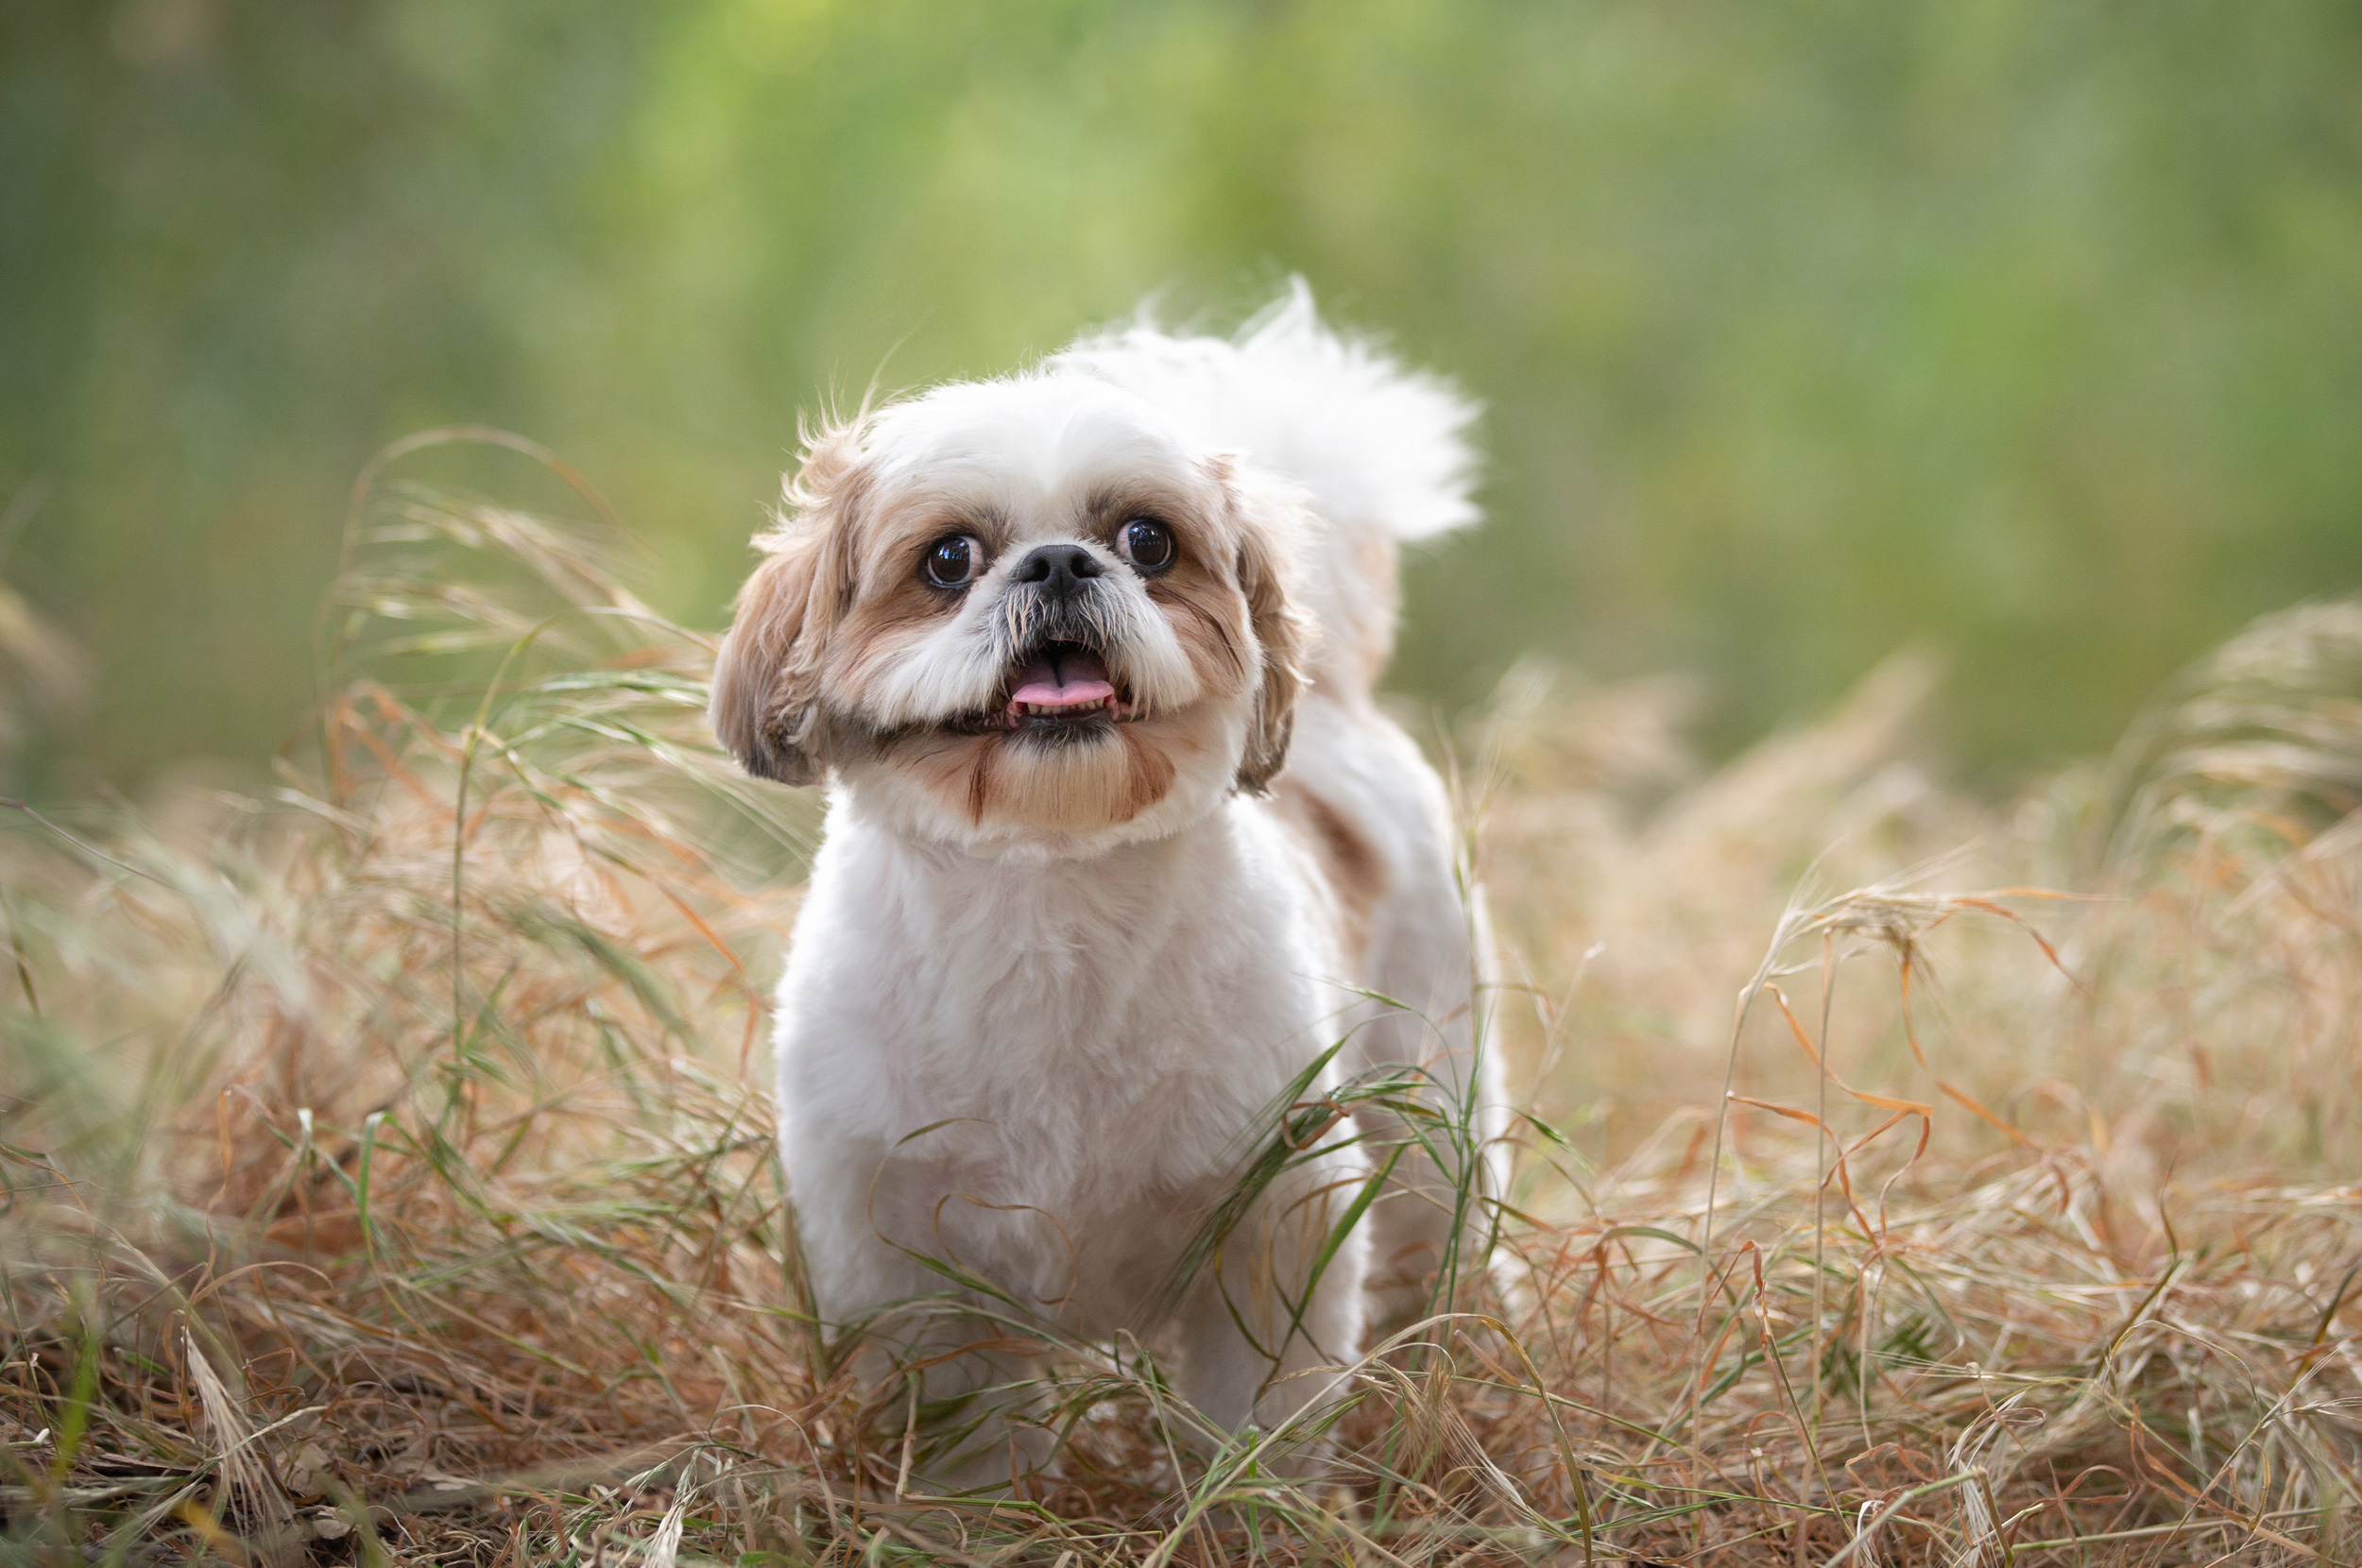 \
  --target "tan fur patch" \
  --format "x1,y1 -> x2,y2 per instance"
710,515 -> 847,784
889,724 -> 1182,832
1148,573 -> 1253,694
1349,531 -> 1400,688
1211,459 -> 1311,792
1270,777 -> 1389,969
977,730 -> 1153,829
710,419 -> 877,784
1119,724 -> 1180,817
